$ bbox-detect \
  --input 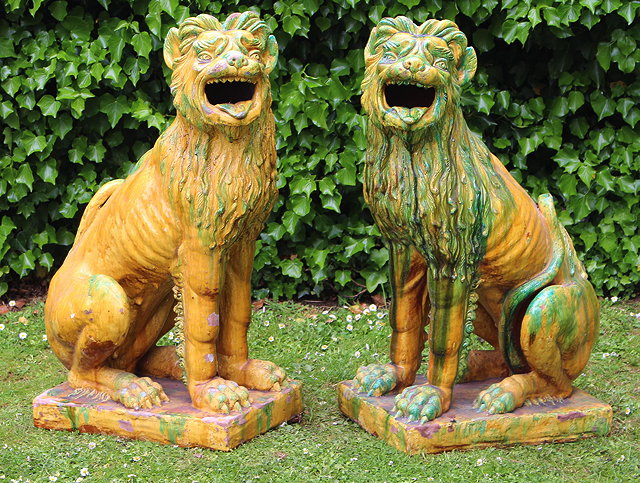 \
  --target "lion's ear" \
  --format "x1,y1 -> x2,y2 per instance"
262,34 -> 278,75
363,26 -> 379,66
457,46 -> 477,86
163,27 -> 181,70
